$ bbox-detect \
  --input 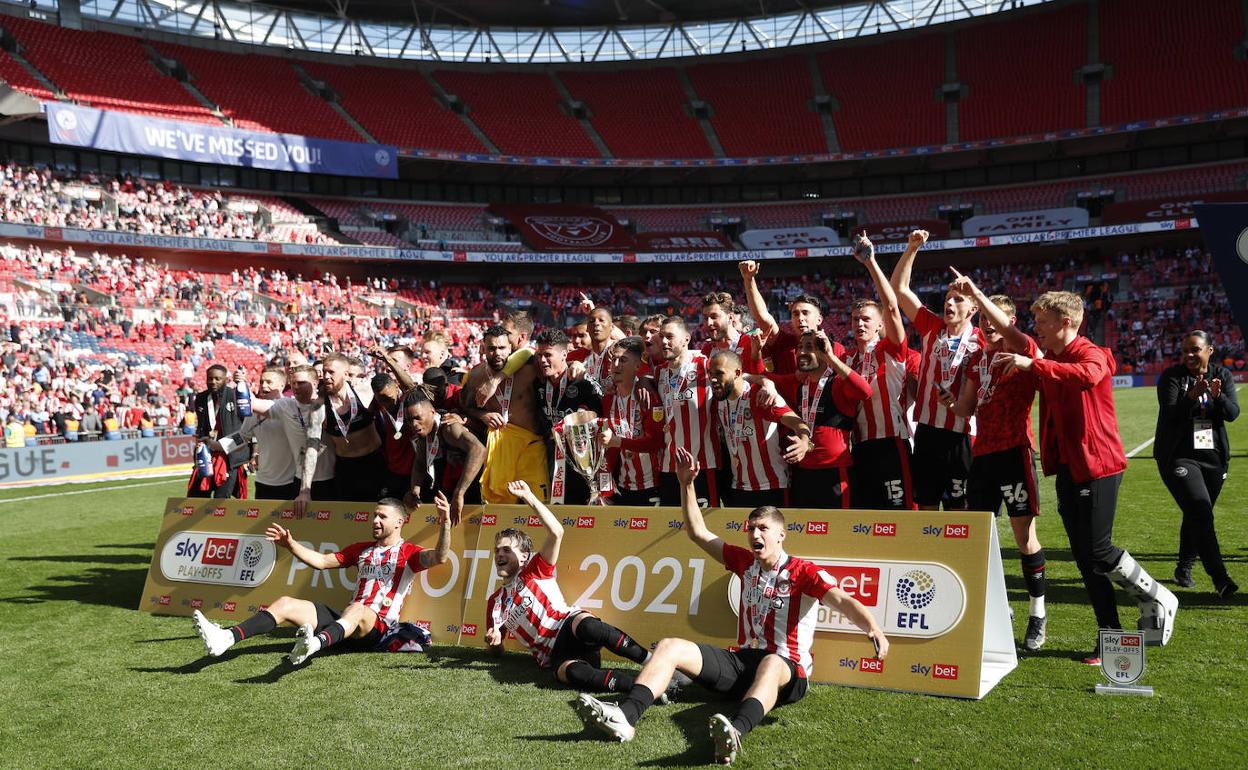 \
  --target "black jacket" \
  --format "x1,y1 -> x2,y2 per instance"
194,387 -> 252,470
1154,363 -> 1240,468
